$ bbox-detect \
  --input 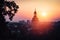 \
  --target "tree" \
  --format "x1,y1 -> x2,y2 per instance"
0,0 -> 19,38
